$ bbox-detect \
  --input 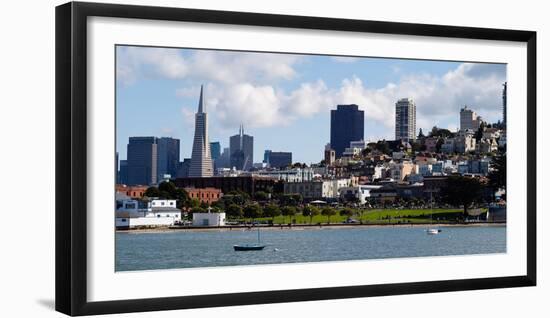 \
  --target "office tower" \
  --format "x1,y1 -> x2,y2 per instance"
157,137 -> 180,180
395,98 -> 417,141
502,82 -> 507,127
118,159 -> 128,184
188,85 -> 214,177
115,152 -> 119,182
217,147 -> 231,169
176,158 -> 191,178
263,150 -> 272,164
460,105 -> 481,132
229,124 -> 254,171
126,136 -> 158,185
330,104 -> 364,158
210,142 -> 221,160
265,151 -> 292,169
